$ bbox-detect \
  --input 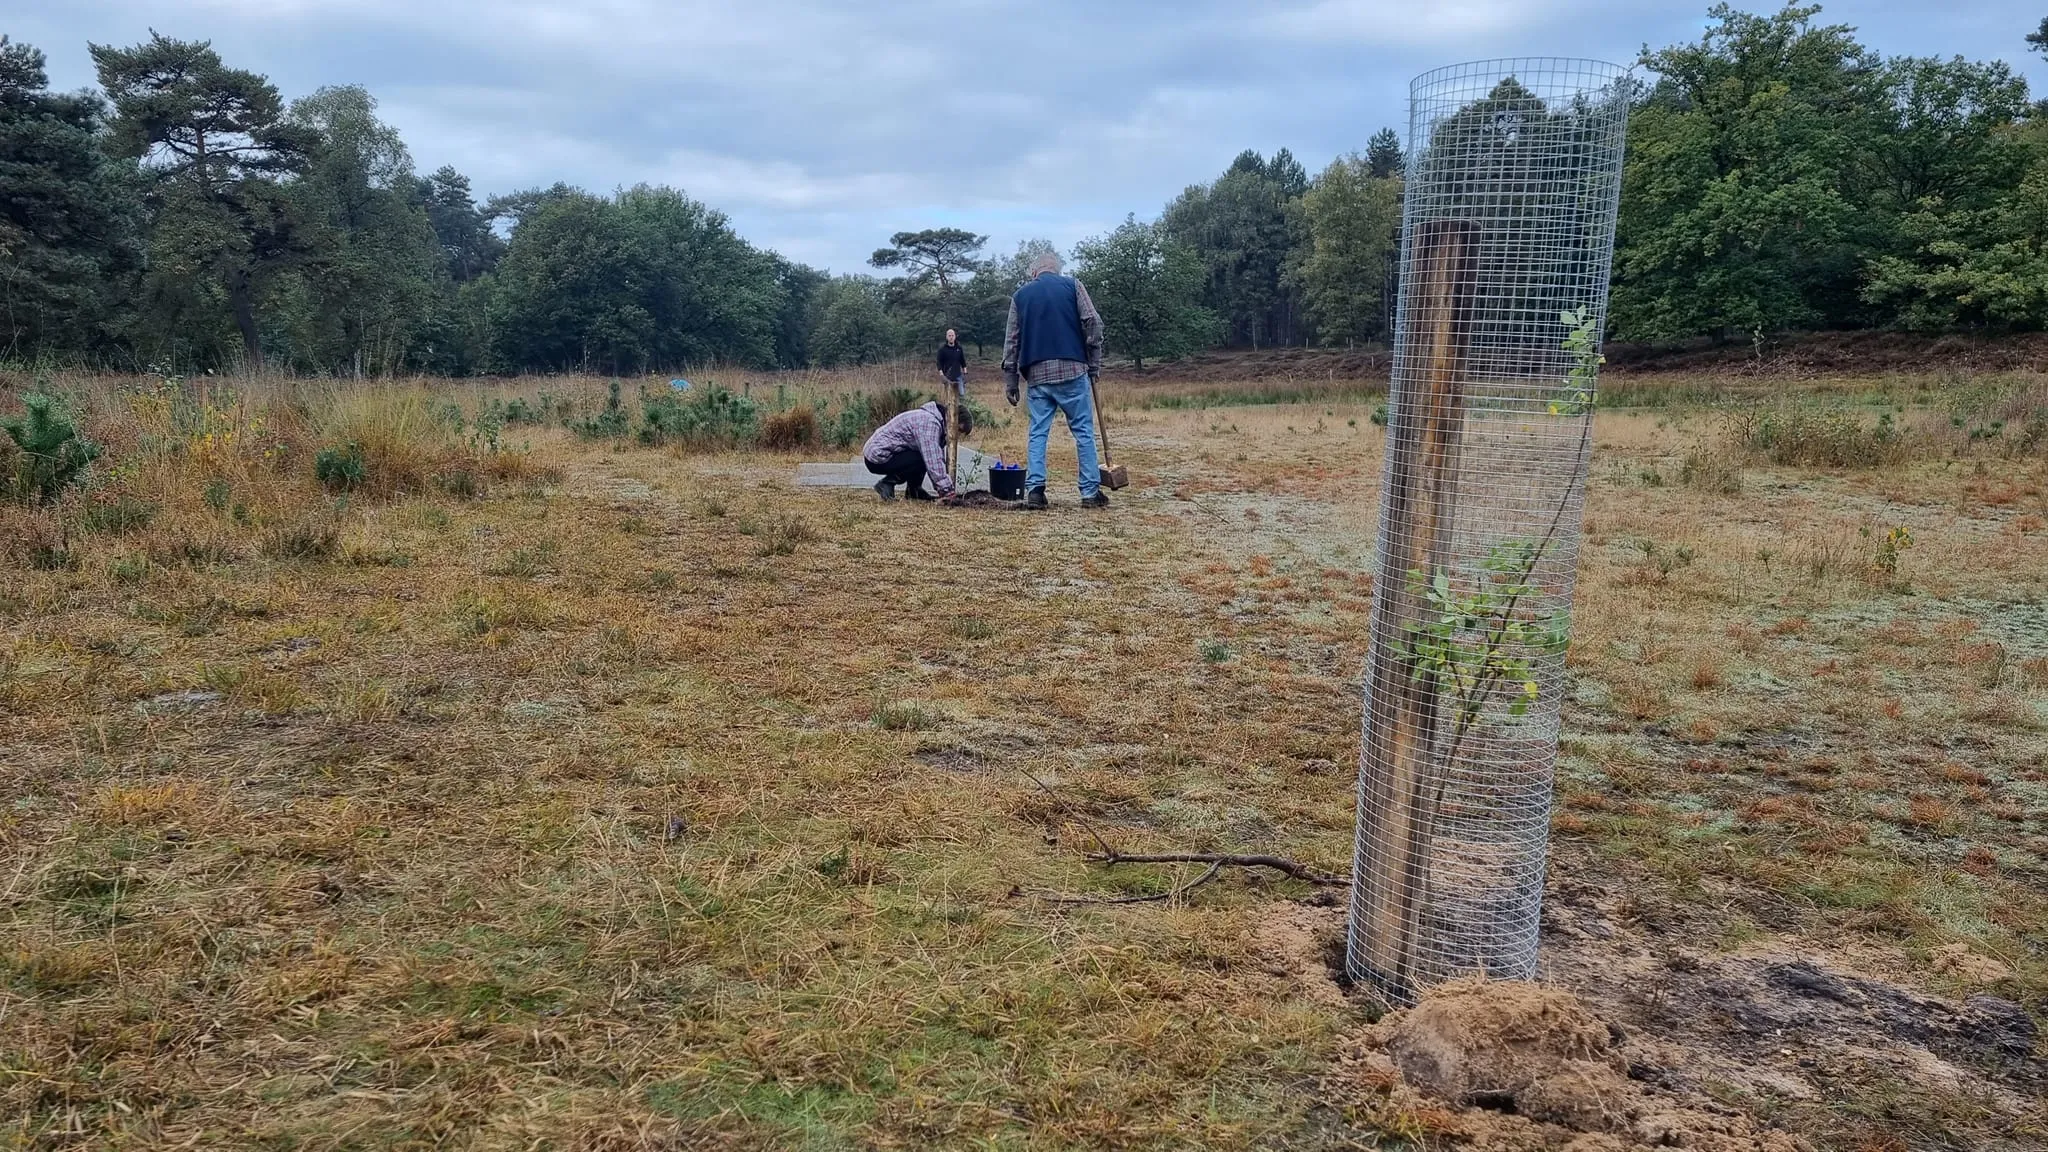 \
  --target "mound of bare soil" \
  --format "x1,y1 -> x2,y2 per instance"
1357,979 -> 1809,1151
